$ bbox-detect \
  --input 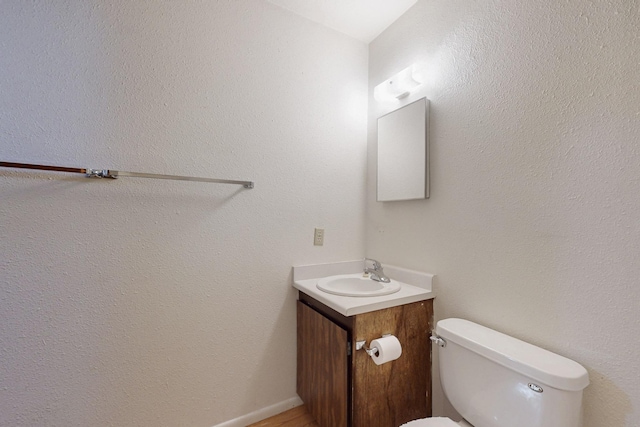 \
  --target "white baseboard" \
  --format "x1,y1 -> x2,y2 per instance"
212,396 -> 304,427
